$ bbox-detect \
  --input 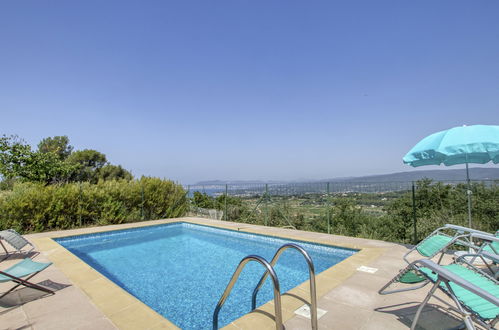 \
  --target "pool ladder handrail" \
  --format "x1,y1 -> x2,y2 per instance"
251,243 -> 318,330
212,255 -> 283,330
